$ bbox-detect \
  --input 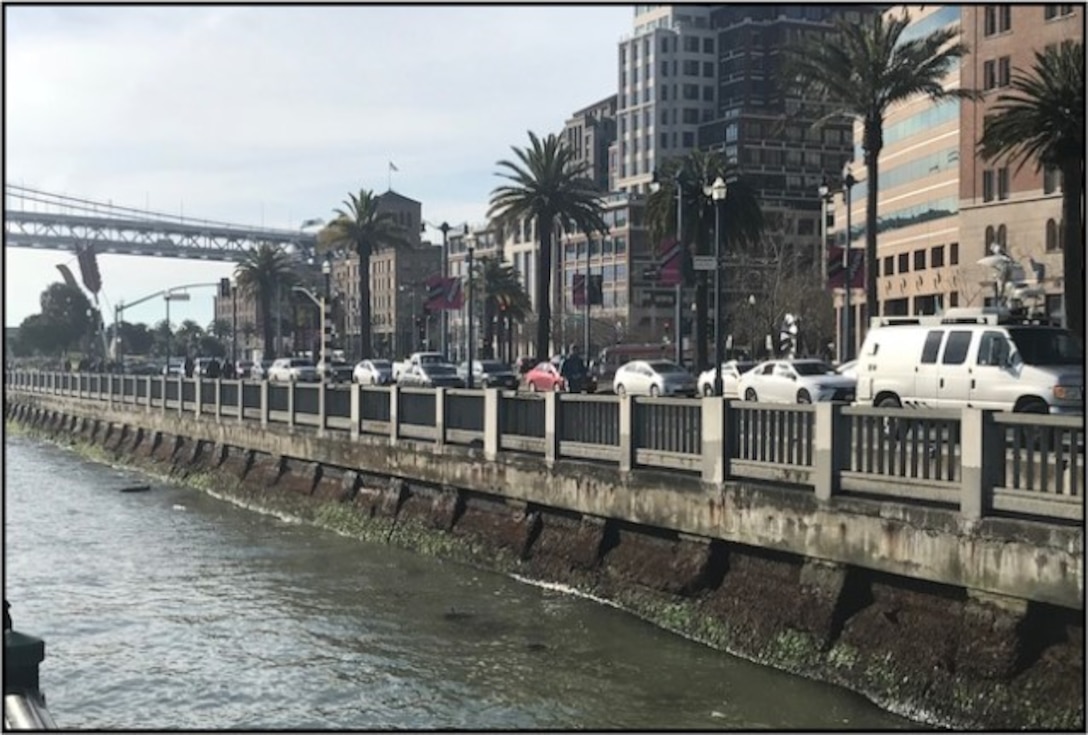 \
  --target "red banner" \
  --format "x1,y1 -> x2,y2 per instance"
827,246 -> 864,289
657,236 -> 682,287
425,275 -> 464,310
